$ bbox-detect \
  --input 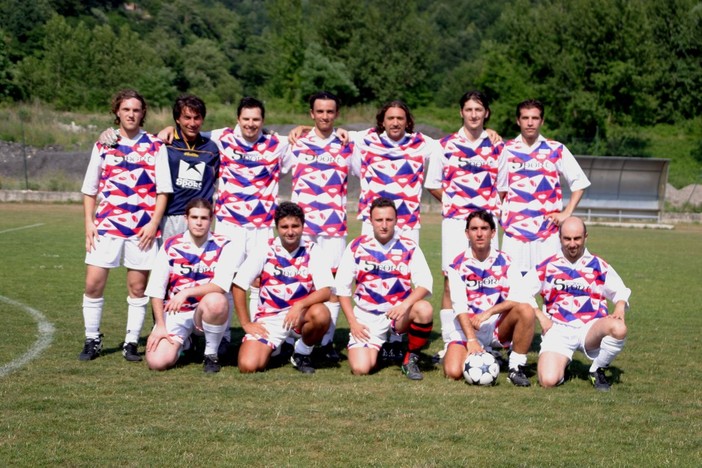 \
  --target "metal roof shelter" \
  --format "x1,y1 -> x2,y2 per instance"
563,156 -> 670,222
